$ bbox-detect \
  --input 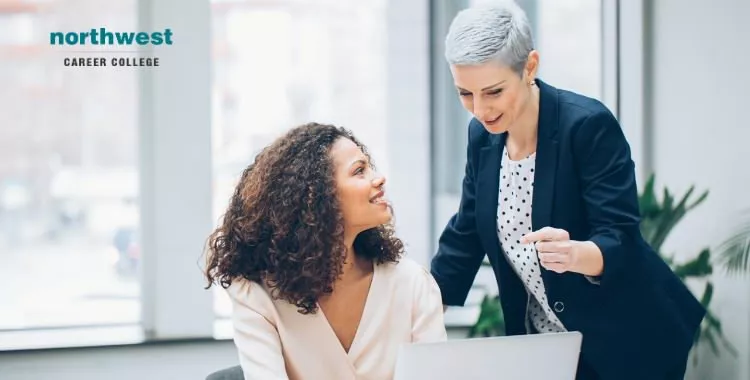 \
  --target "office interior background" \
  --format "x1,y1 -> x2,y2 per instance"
0,0 -> 748,379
